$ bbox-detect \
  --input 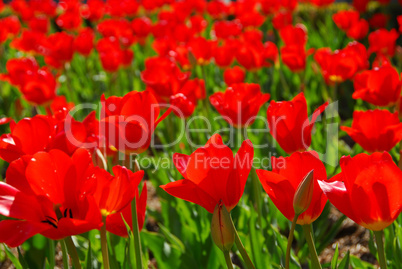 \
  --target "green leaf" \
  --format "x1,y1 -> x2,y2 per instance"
3,244 -> 23,269
349,255 -> 375,269
158,223 -> 185,253
141,231 -> 182,269
338,251 -> 350,269
331,244 -> 339,269
85,241 -> 93,269
17,247 -> 28,269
